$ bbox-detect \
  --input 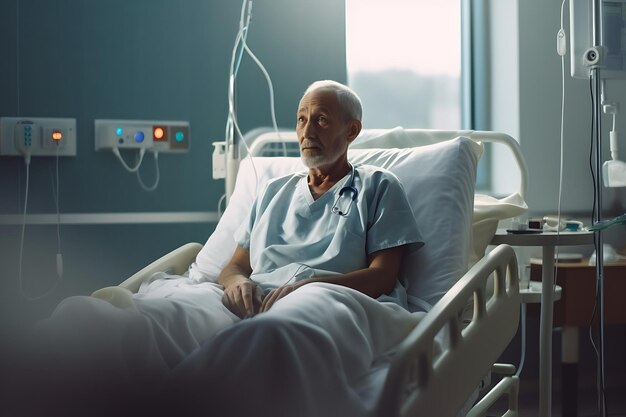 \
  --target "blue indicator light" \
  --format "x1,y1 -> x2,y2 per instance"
175,131 -> 185,142
116,127 -> 123,136
134,131 -> 145,143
